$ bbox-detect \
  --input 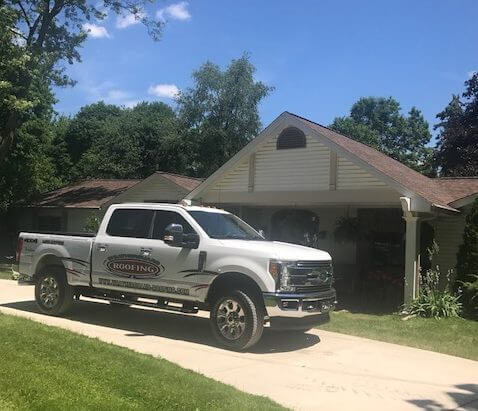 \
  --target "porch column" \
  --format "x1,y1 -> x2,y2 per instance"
403,214 -> 421,305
